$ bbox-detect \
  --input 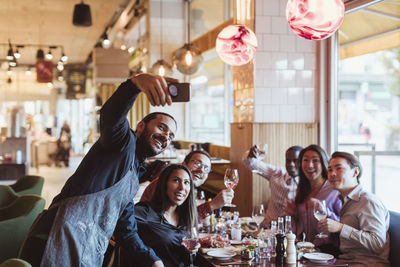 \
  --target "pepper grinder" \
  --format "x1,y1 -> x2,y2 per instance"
286,232 -> 296,264
275,232 -> 286,264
